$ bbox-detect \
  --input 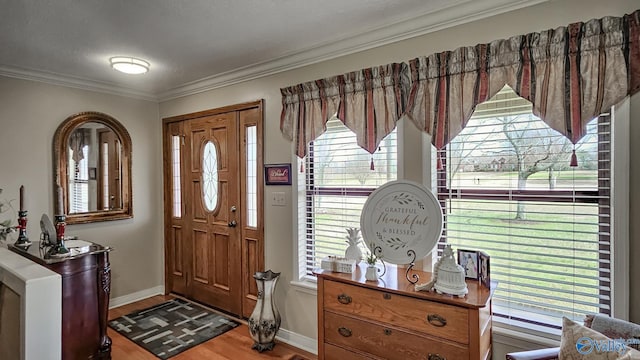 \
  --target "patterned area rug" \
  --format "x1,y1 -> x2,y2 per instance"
109,298 -> 239,359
